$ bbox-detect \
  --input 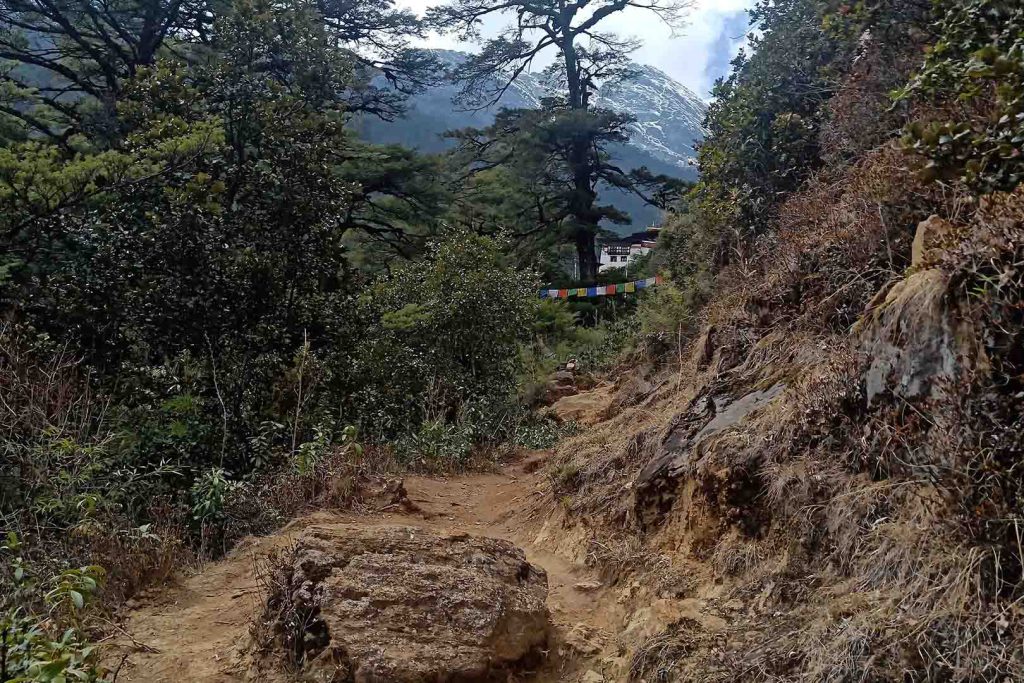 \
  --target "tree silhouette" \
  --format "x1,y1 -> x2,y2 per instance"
429,0 -> 693,281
